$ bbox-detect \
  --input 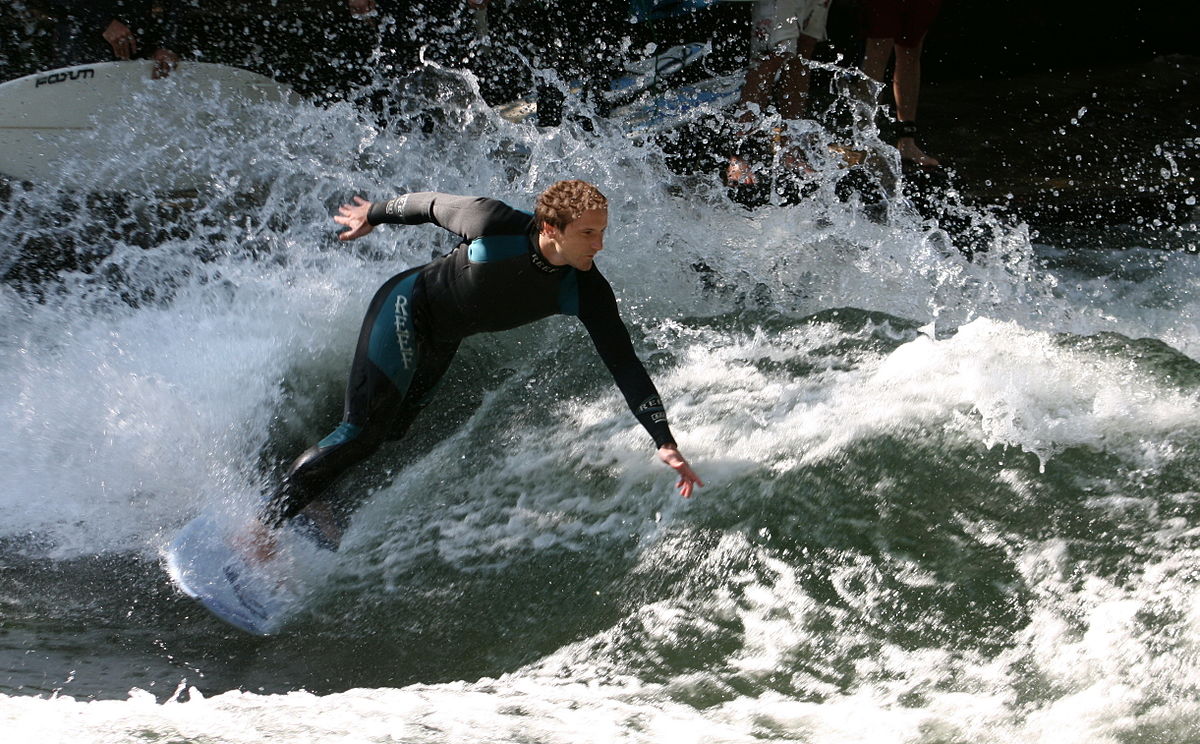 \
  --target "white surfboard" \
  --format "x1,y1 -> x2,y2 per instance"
0,61 -> 298,192
165,508 -> 335,635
